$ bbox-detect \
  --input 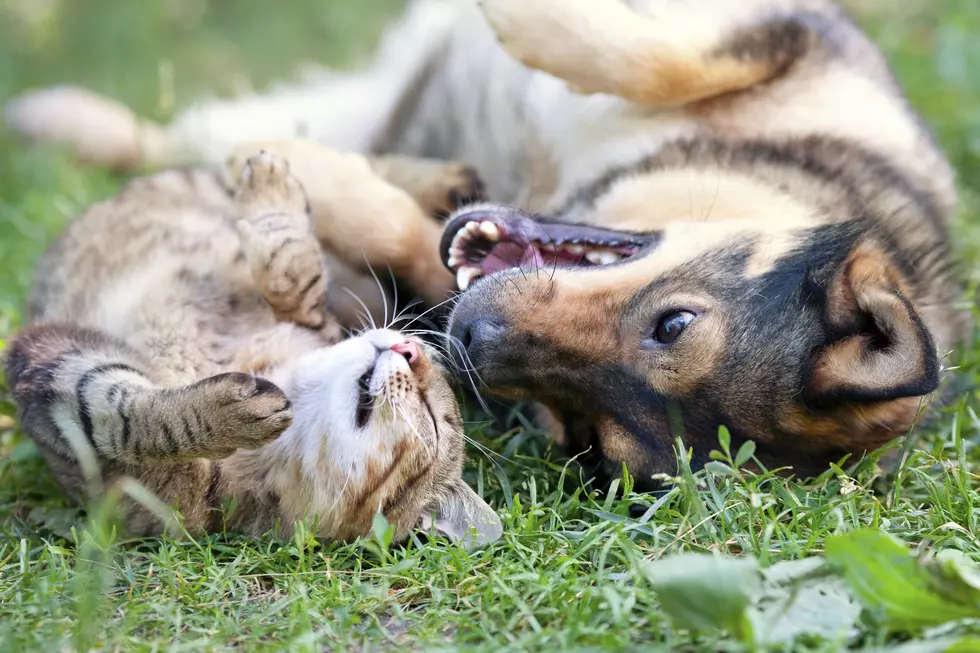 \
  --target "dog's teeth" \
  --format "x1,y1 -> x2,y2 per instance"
451,231 -> 468,251
565,244 -> 585,255
585,251 -> 604,264
465,221 -> 481,234
479,221 -> 500,240
447,252 -> 460,268
456,266 -> 480,291
599,252 -> 621,265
